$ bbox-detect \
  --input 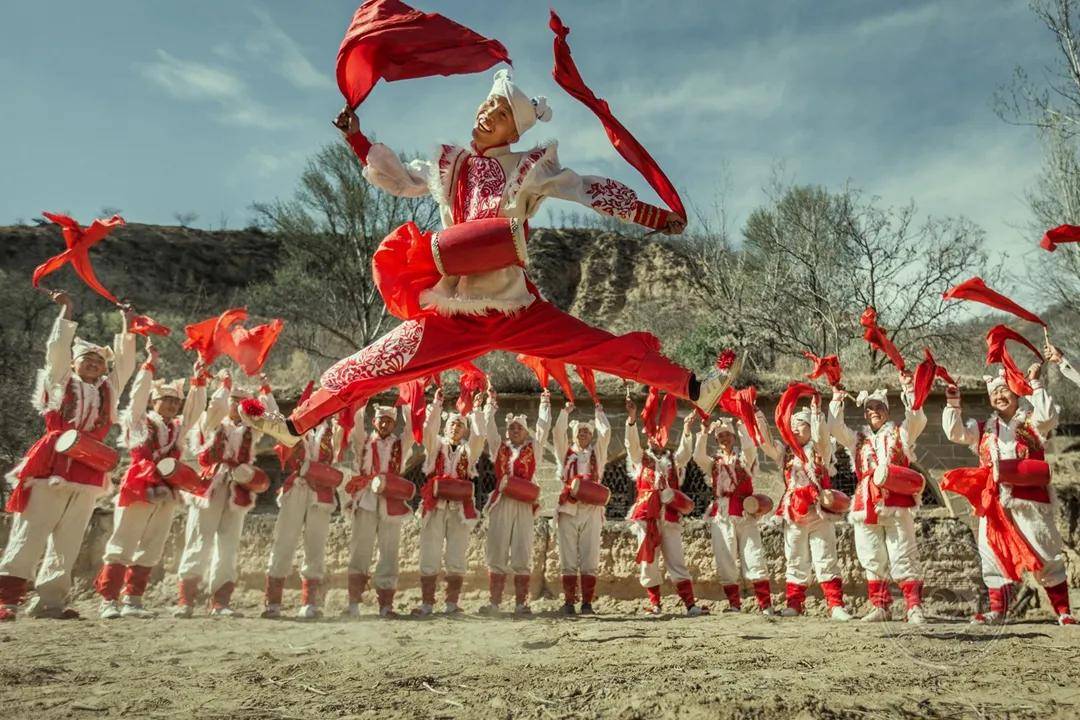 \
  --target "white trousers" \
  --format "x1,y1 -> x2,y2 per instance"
979,498 -> 1067,589
348,499 -> 404,590
267,485 -> 333,580
556,504 -> 604,575
103,498 -> 178,568
852,508 -> 921,582
419,504 -> 471,576
177,487 -> 246,593
634,520 -> 691,588
784,516 -> 840,585
0,482 -> 97,607
710,512 -> 769,584
484,497 -> 534,576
